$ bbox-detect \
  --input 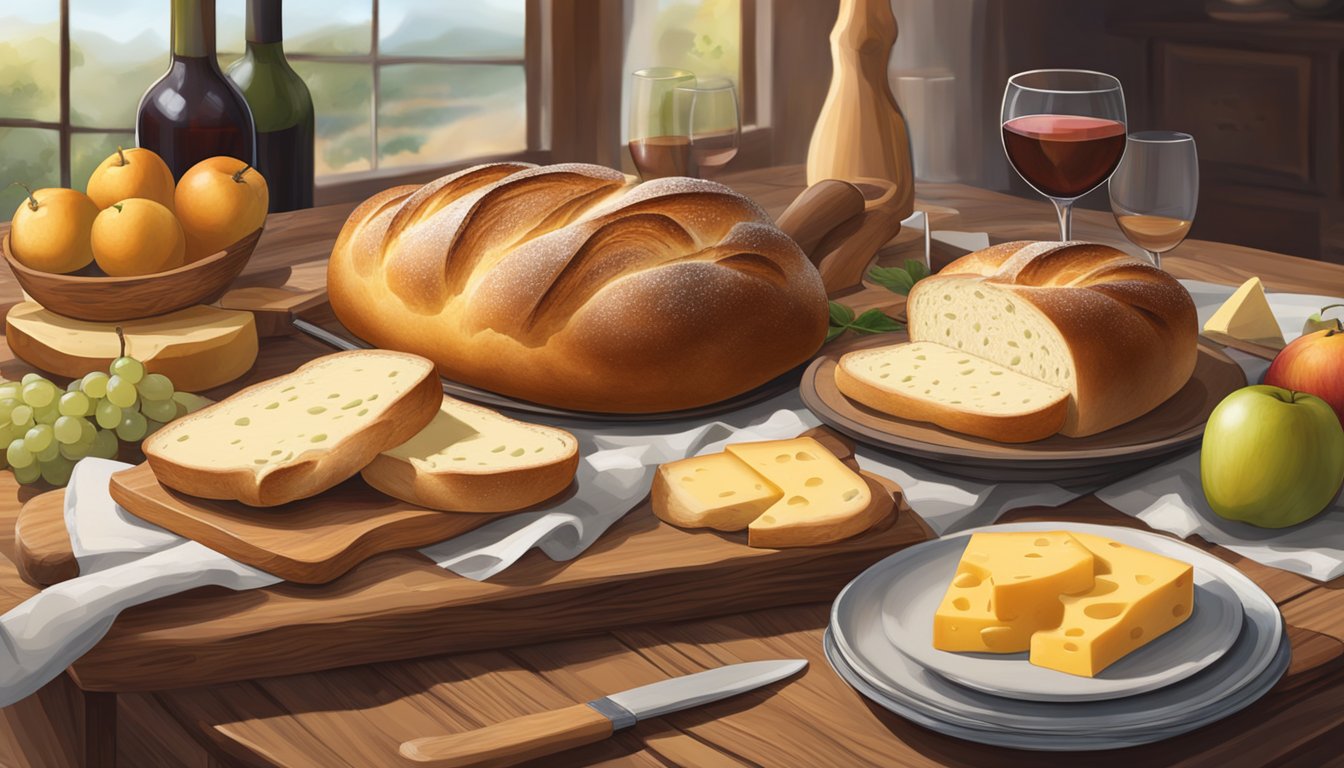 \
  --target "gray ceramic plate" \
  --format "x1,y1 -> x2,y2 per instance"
830,522 -> 1284,735
880,530 -> 1243,702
